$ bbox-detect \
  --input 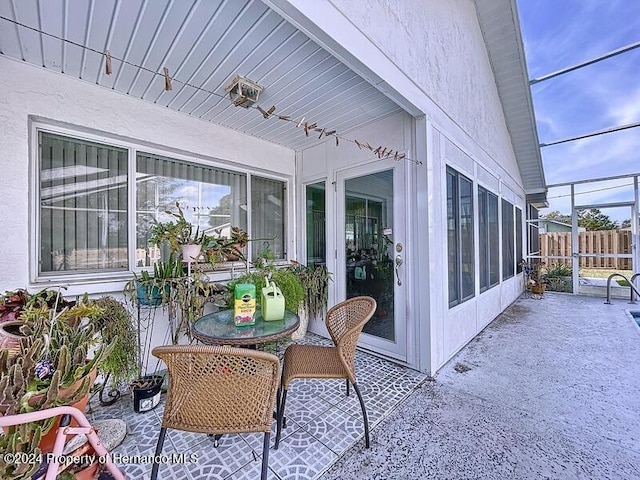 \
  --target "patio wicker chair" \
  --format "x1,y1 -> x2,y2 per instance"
274,296 -> 376,449
151,345 -> 281,480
